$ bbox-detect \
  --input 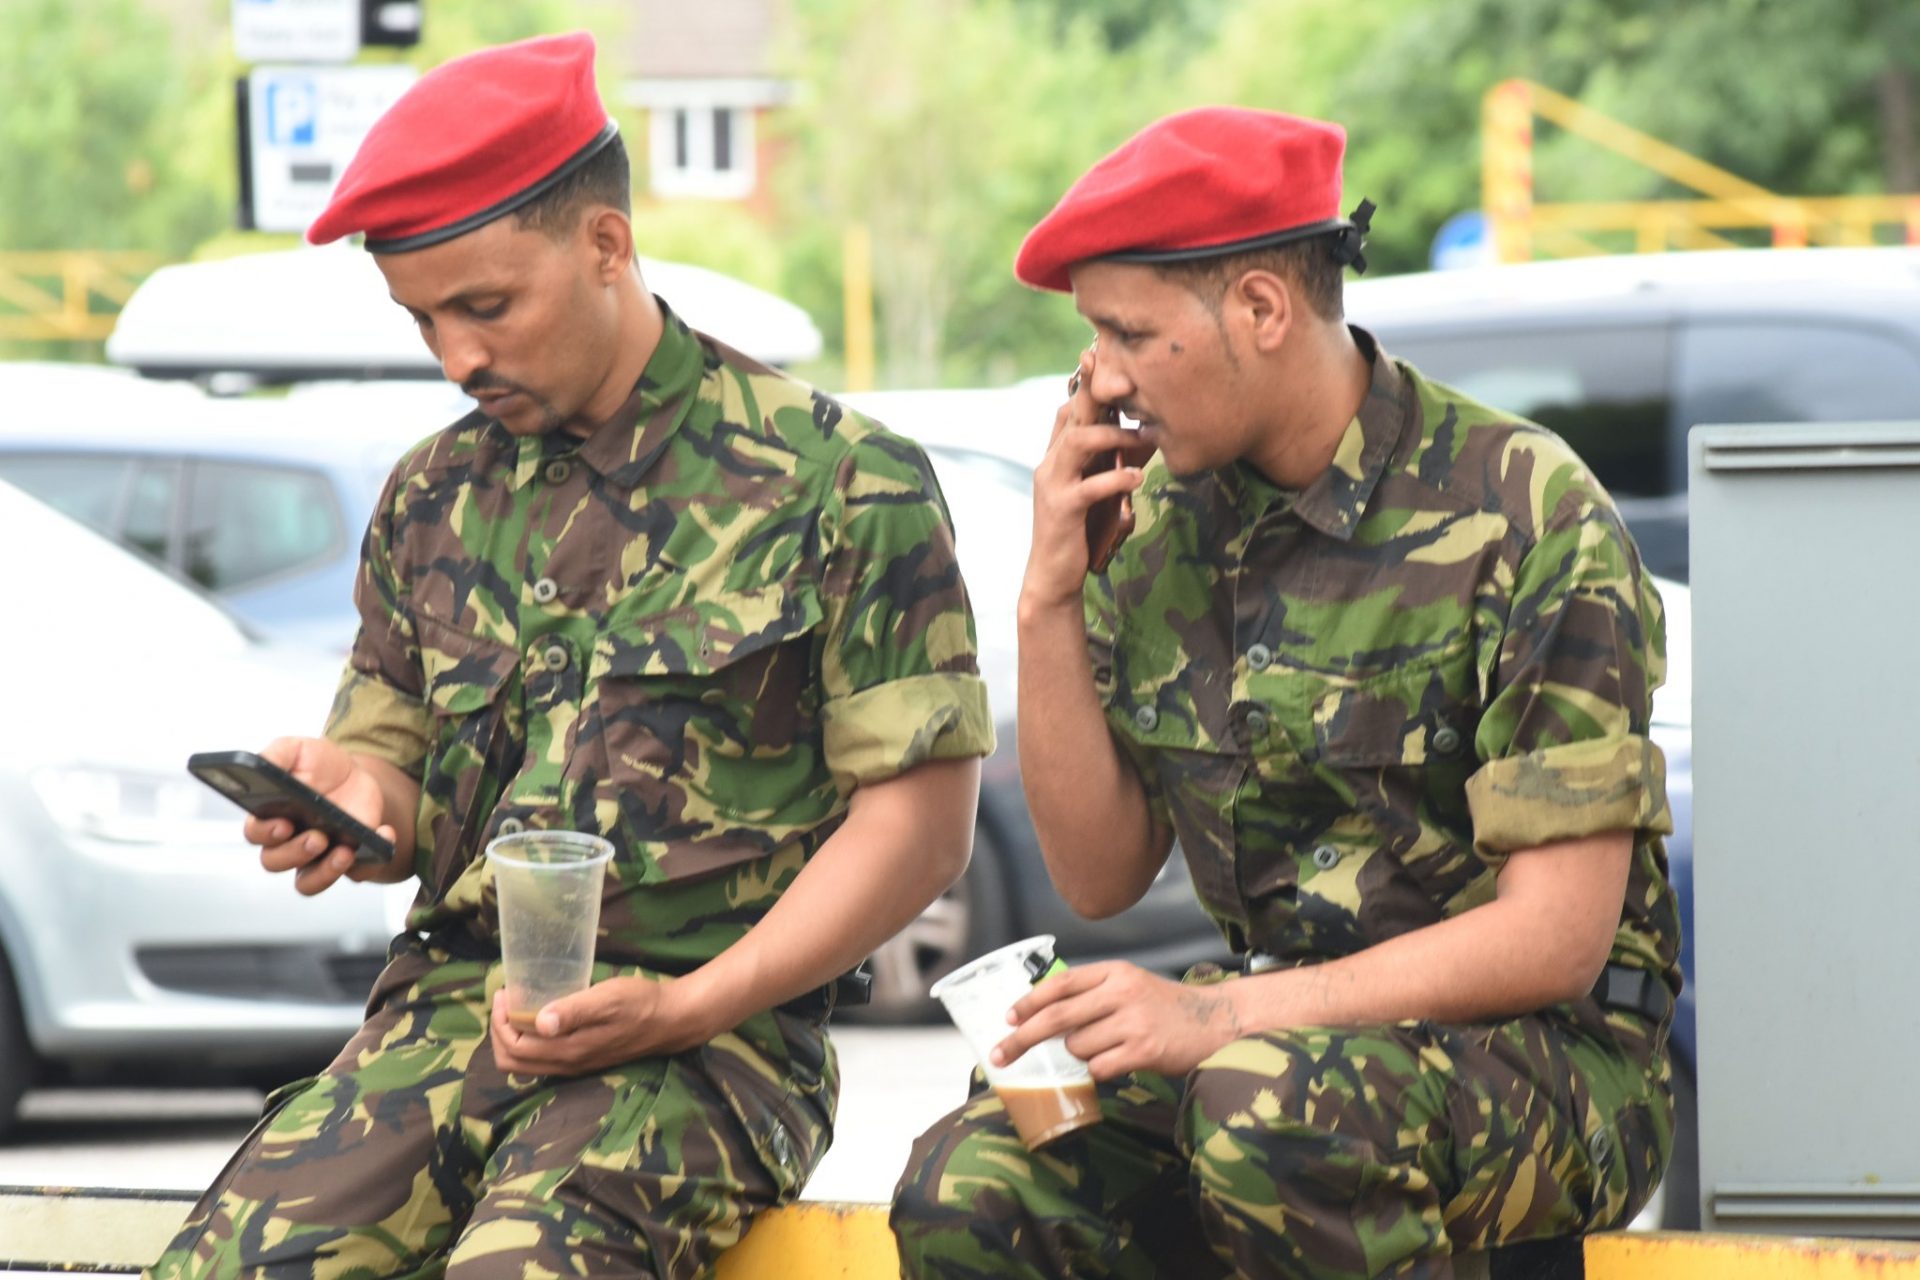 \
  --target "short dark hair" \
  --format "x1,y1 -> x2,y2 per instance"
1151,233 -> 1347,322
513,131 -> 632,239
